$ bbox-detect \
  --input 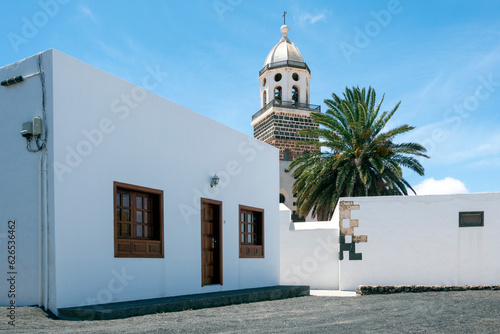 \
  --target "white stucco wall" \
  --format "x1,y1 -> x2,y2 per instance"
0,53 -> 55,307
280,204 -> 339,289
339,194 -> 500,291
1,50 -> 280,313
50,49 -> 280,311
